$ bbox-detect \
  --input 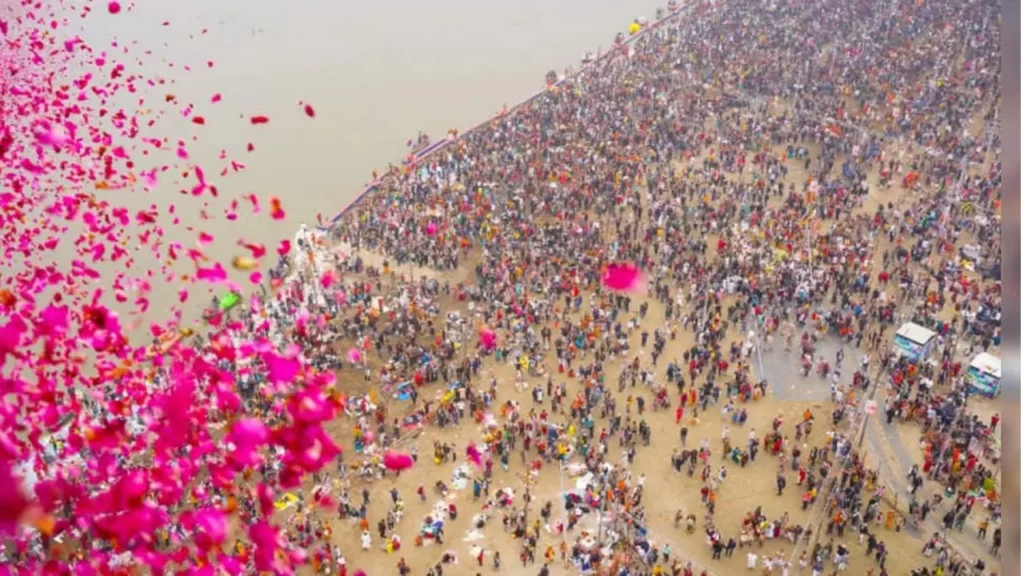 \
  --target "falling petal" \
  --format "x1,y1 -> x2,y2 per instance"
269,197 -> 285,220
265,353 -> 300,384
478,328 -> 497,351
141,170 -> 158,189
238,241 -> 266,258
0,461 -> 29,535
602,263 -> 644,293
466,443 -> 483,468
196,263 -> 228,284
227,419 -> 269,467
320,271 -> 335,288
232,256 -> 259,270
382,451 -> 414,471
